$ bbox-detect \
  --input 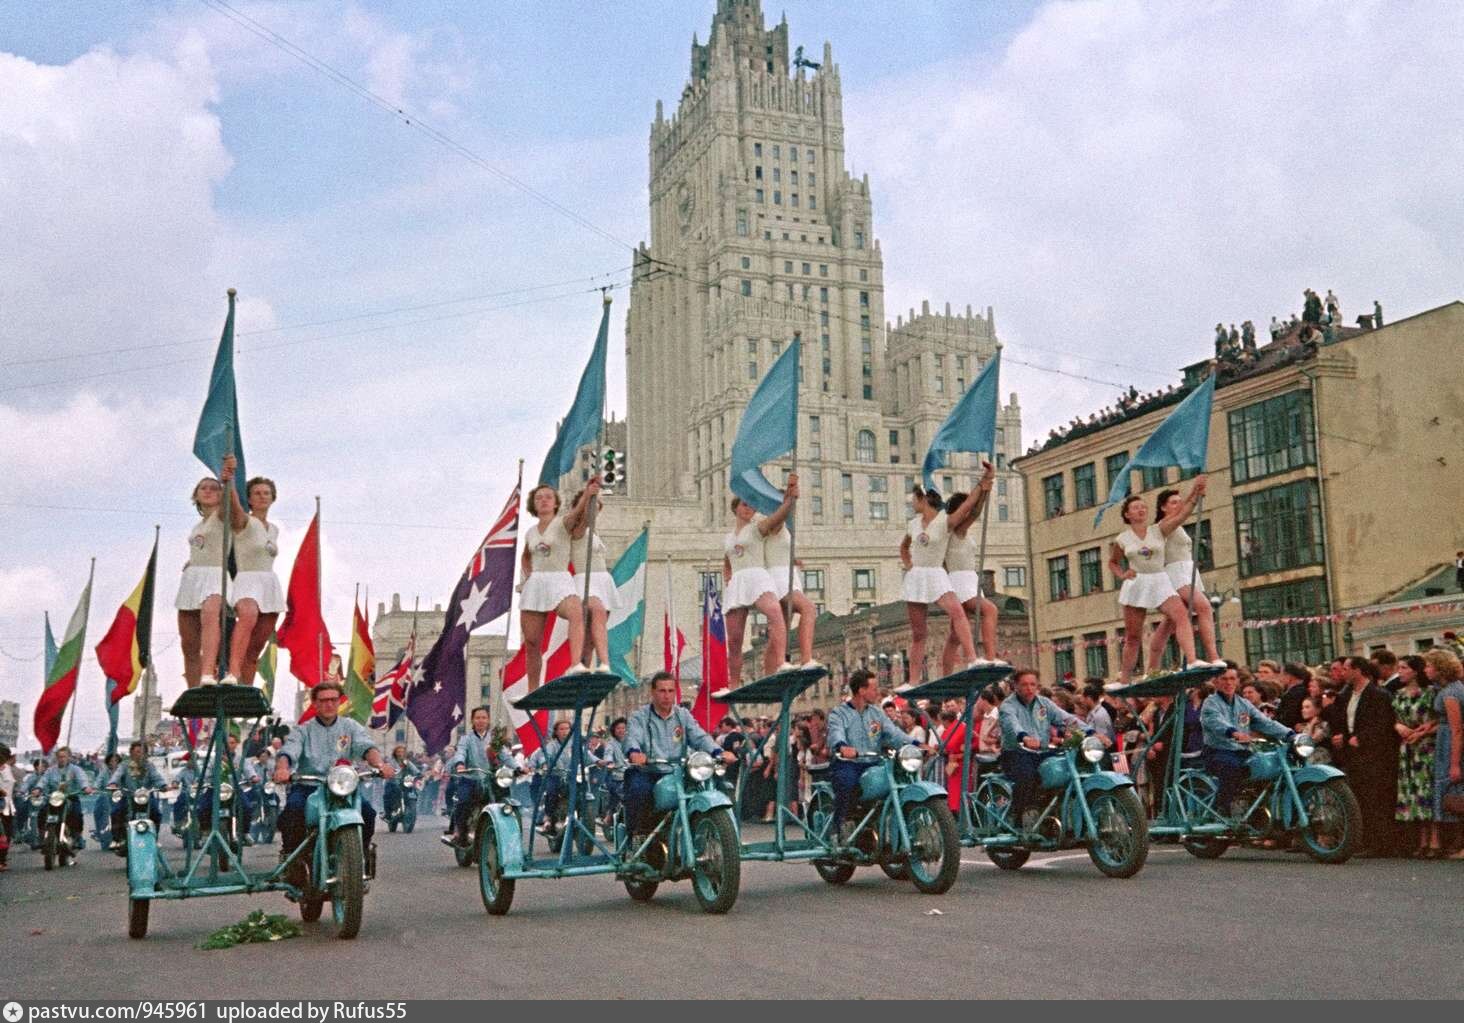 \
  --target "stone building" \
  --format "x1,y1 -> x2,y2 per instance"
568,0 -> 1028,699
1014,301 -> 1464,682
0,699 -> 17,749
